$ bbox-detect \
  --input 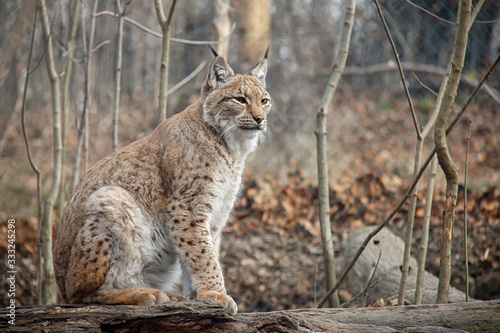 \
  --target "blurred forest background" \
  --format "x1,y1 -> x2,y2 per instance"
1,0 -> 500,311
